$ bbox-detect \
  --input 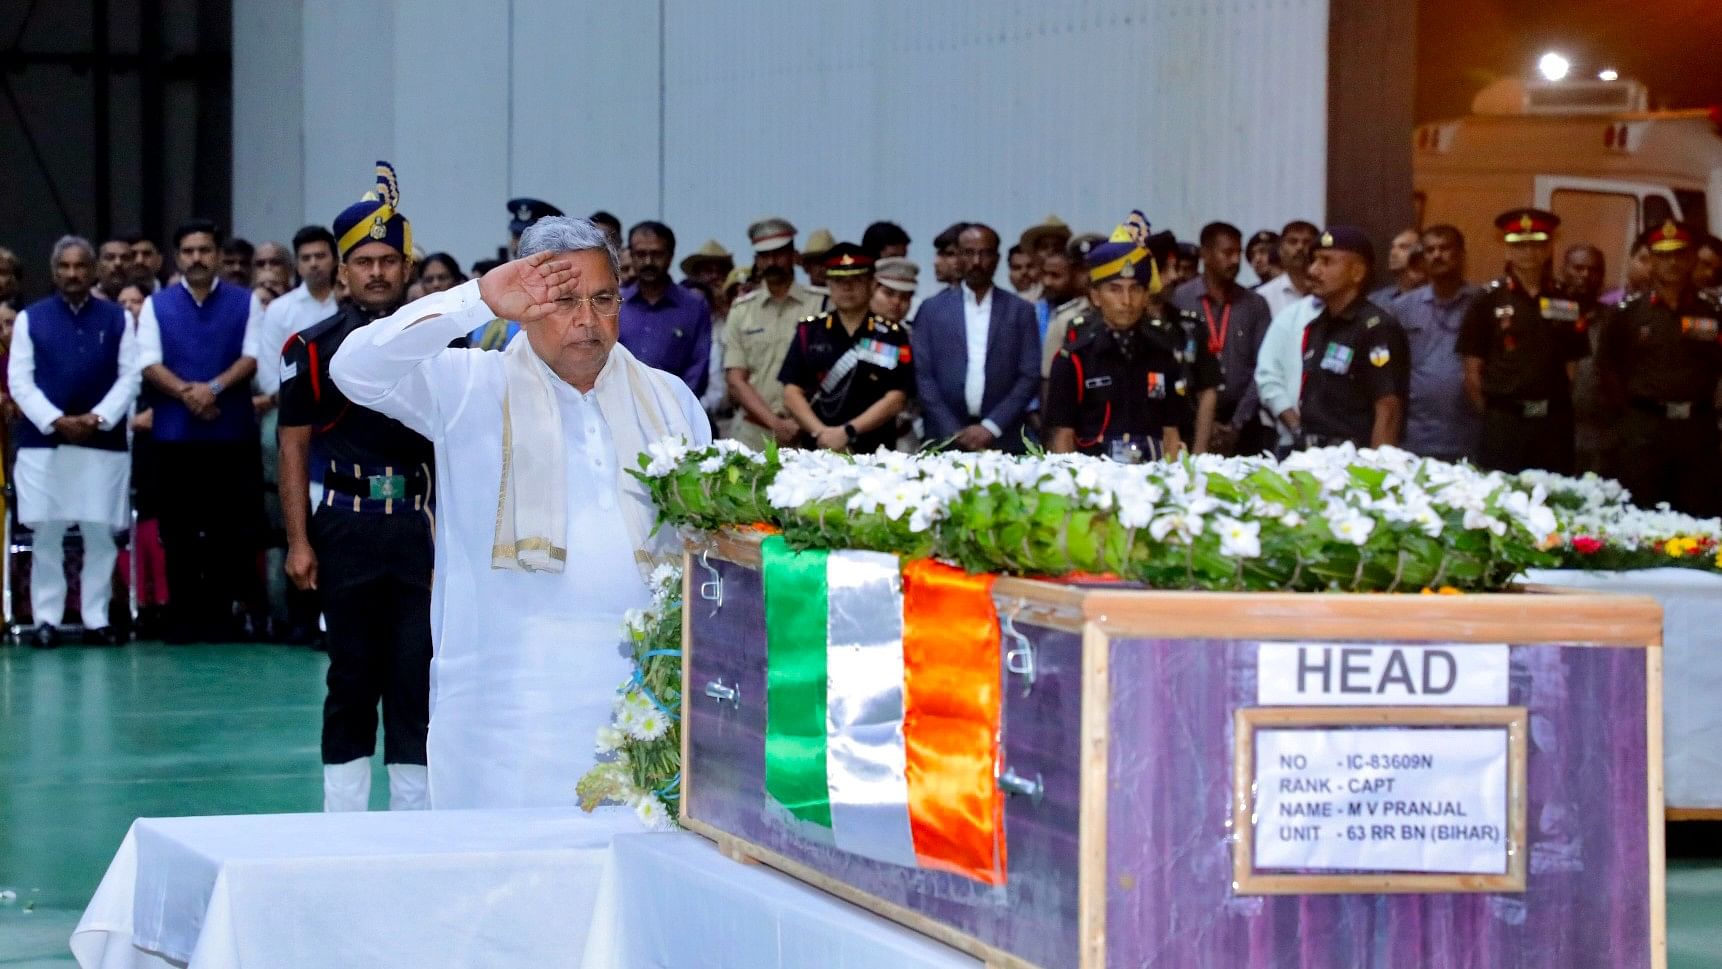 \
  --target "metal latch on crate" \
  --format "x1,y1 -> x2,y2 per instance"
1001,601 -> 1035,695
704,679 -> 740,708
698,550 -> 723,615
